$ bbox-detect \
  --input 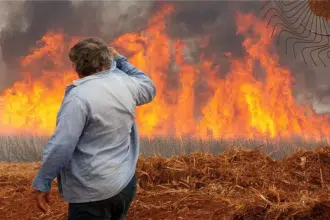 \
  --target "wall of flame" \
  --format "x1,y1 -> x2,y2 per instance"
0,5 -> 329,141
